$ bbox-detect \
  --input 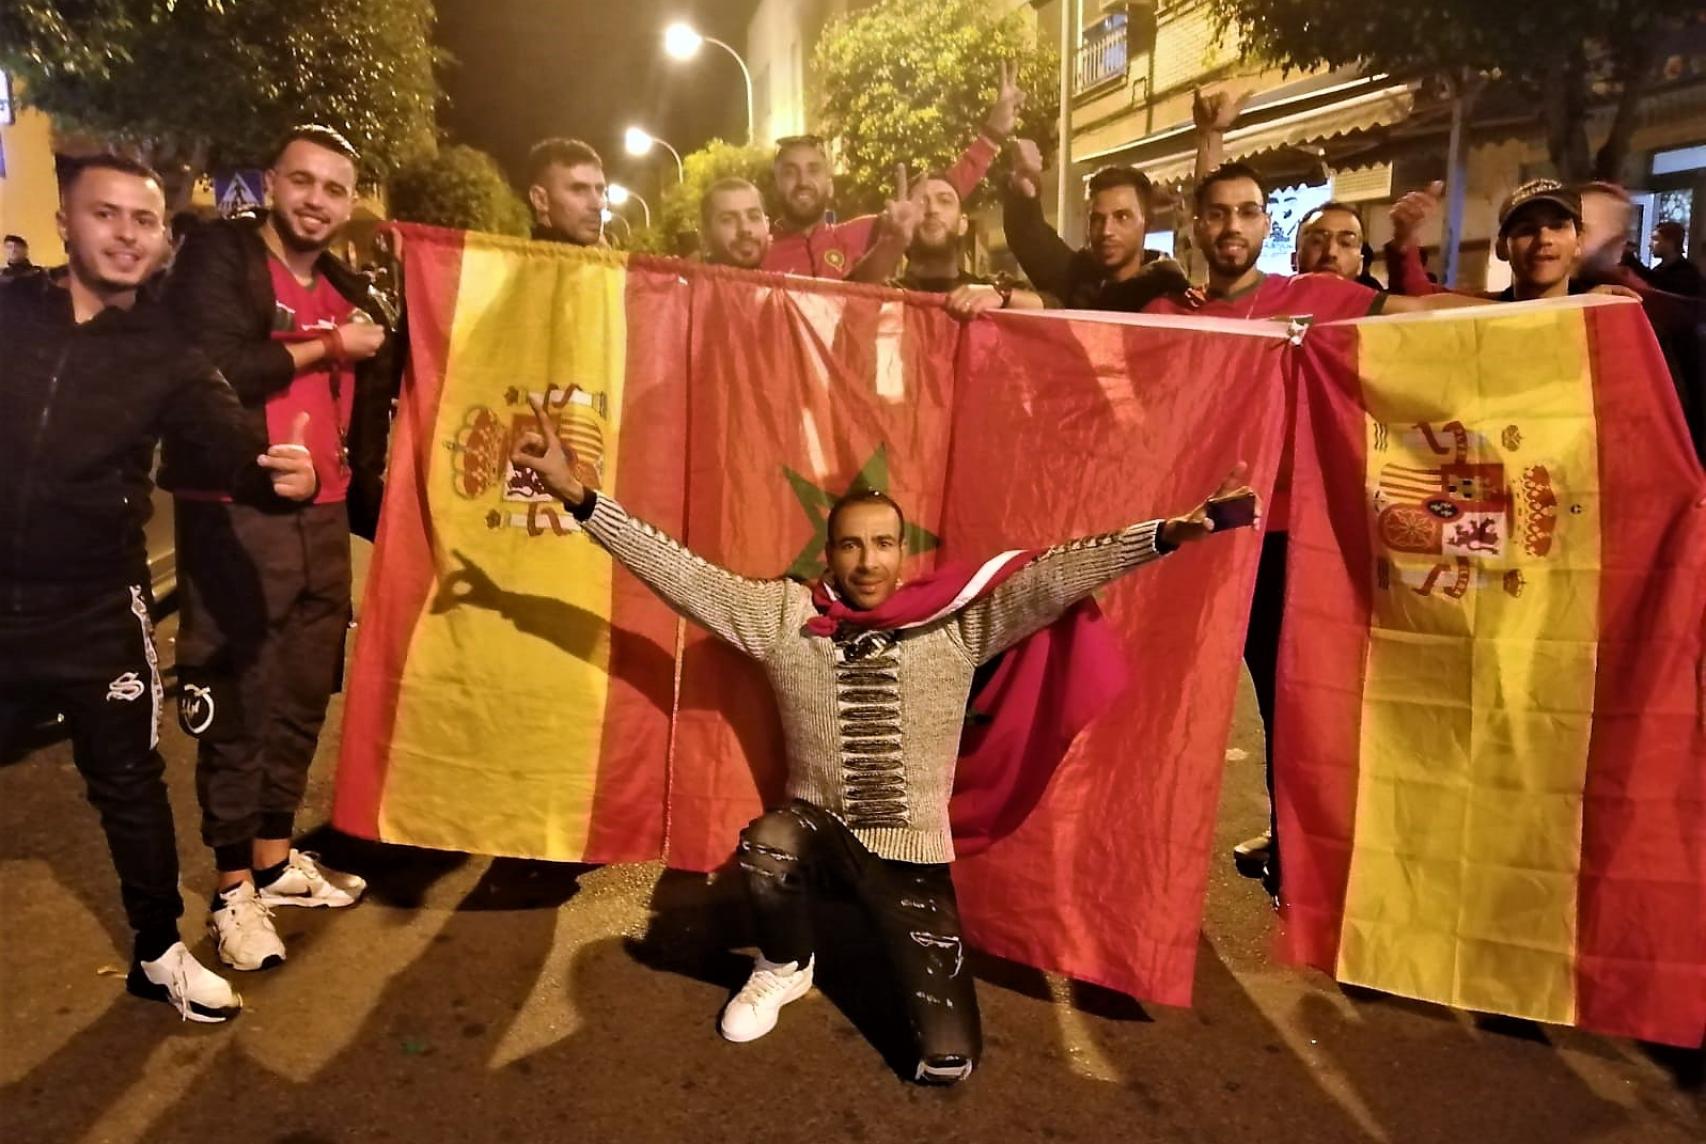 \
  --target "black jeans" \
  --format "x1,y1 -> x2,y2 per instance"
174,501 -> 351,864
0,583 -> 183,951
1242,530 -> 1288,893
737,800 -> 982,1075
